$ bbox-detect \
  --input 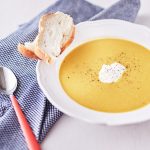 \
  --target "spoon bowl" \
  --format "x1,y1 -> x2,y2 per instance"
0,67 -> 17,95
